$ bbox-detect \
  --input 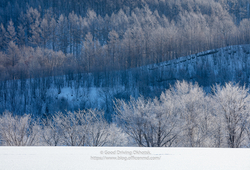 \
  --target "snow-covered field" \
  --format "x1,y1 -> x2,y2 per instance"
0,147 -> 250,170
